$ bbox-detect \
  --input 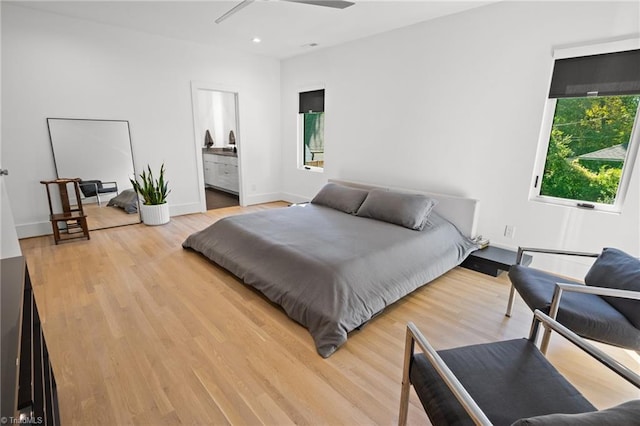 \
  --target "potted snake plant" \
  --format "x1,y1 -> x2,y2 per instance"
130,163 -> 171,225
